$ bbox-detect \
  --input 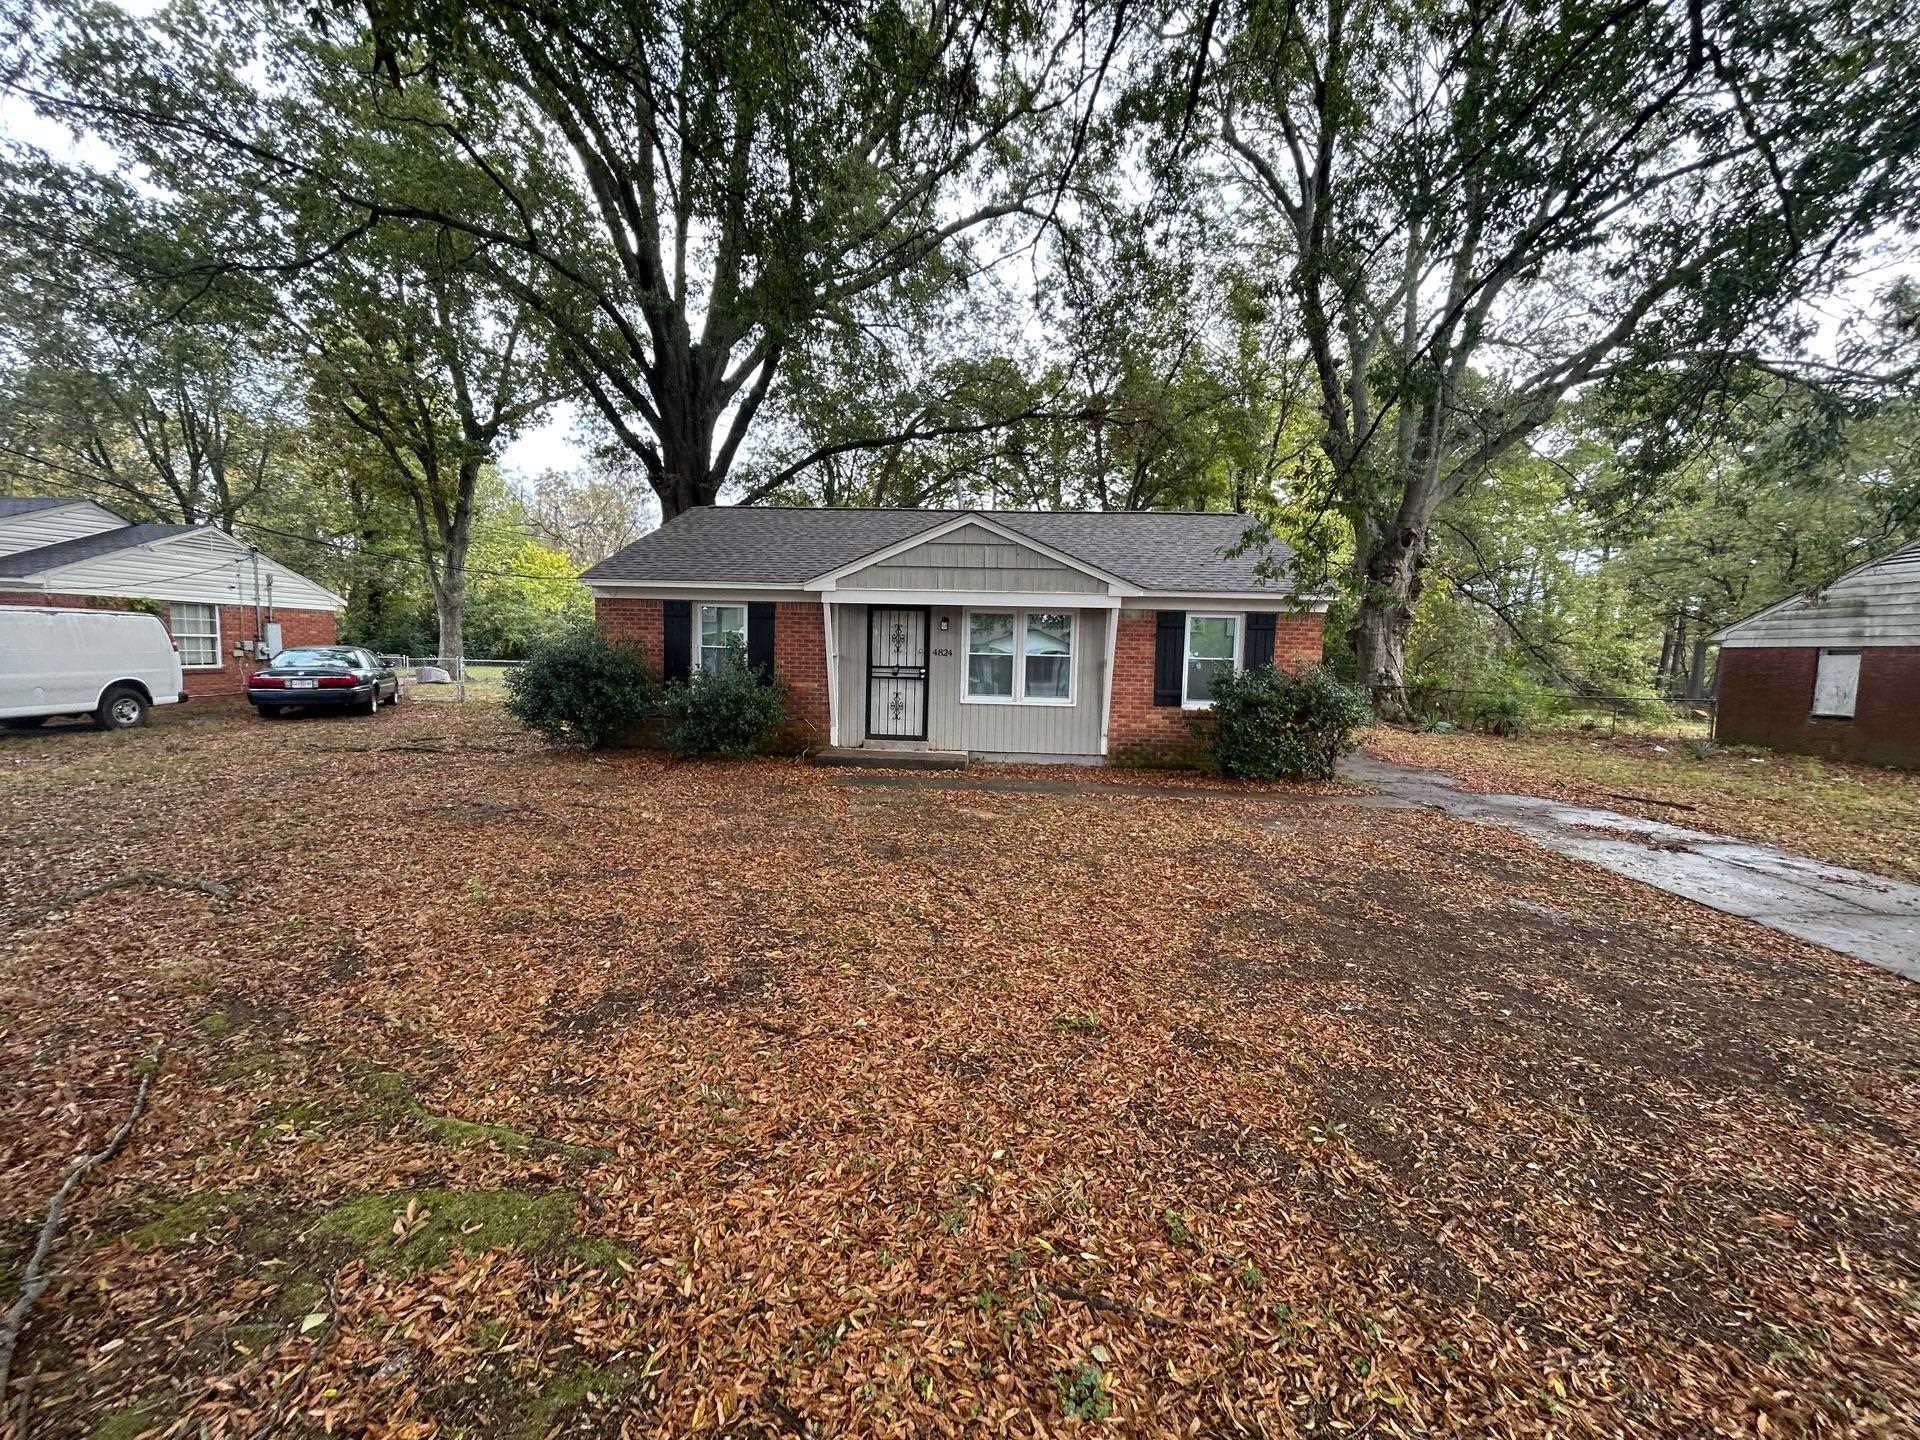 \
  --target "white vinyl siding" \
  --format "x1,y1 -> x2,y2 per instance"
170,602 -> 221,668
1716,542 -> 1920,649
0,502 -> 124,560
697,604 -> 748,673
11,527 -> 346,611
962,608 -> 1076,705
1812,649 -> 1861,718
1183,613 -> 1242,707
